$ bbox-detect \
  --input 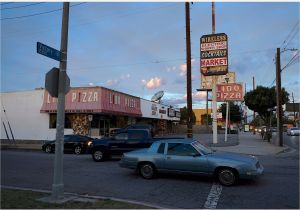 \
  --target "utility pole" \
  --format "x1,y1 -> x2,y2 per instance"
52,2 -> 70,199
185,2 -> 193,138
276,48 -> 283,147
206,90 -> 209,130
292,92 -> 296,126
252,76 -> 256,134
211,1 -> 218,144
244,83 -> 247,124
